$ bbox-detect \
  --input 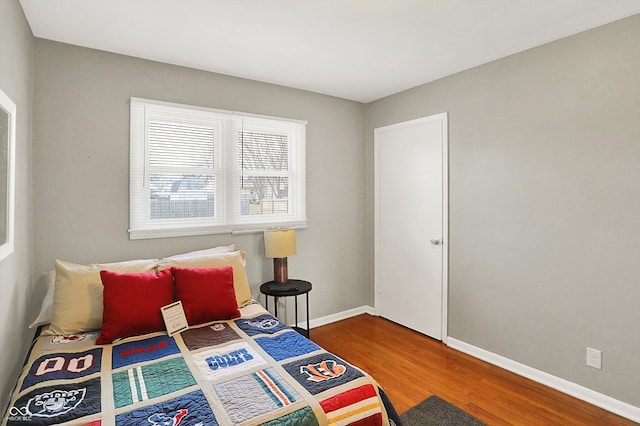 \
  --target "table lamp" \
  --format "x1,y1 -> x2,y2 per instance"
264,228 -> 296,284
